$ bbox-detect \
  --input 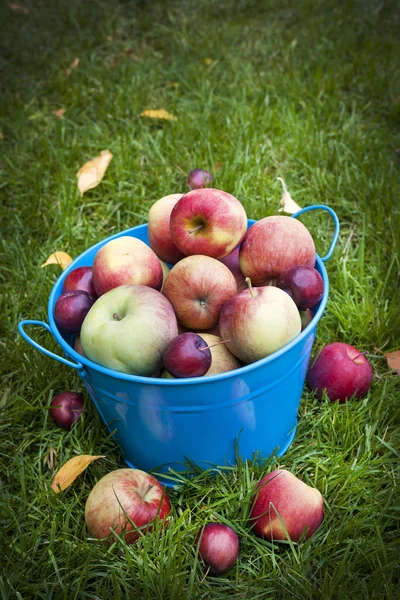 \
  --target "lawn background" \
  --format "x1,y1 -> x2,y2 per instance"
1,0 -> 400,598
